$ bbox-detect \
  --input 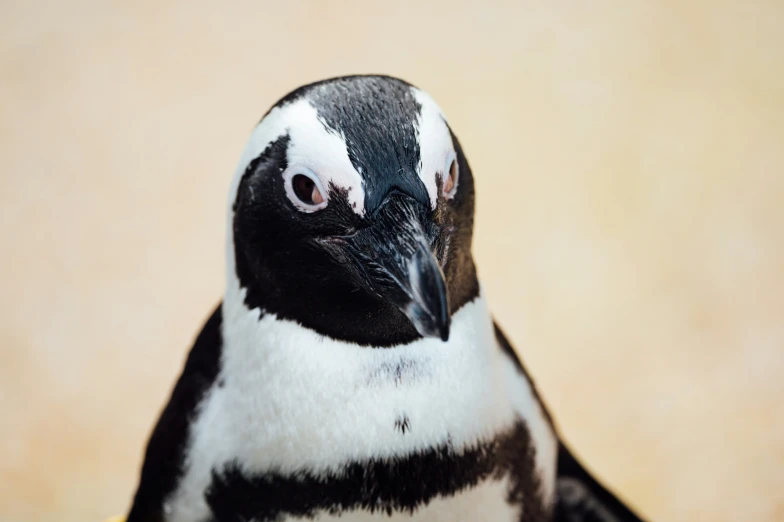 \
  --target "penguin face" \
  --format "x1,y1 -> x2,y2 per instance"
230,76 -> 478,346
